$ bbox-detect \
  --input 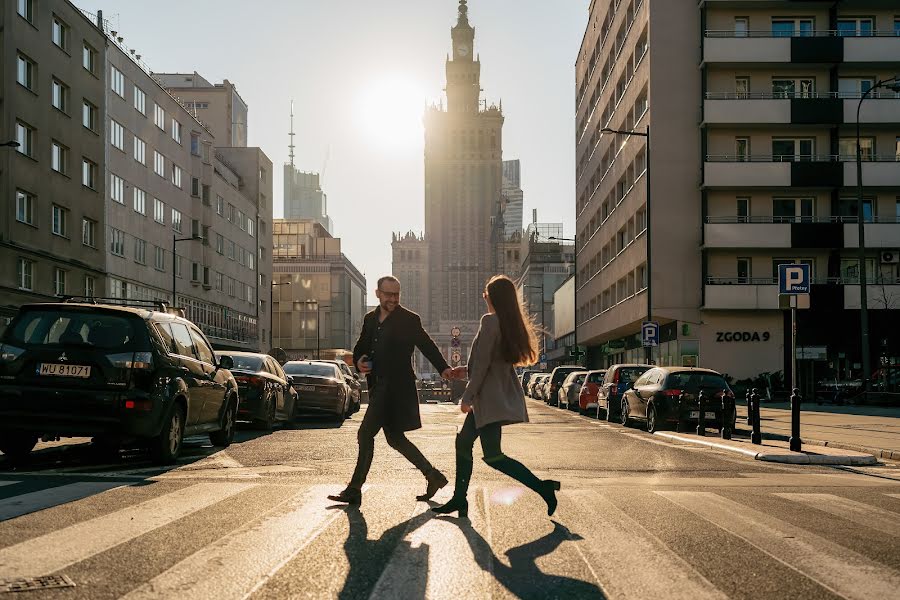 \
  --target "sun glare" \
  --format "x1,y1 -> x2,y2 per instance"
357,77 -> 425,150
